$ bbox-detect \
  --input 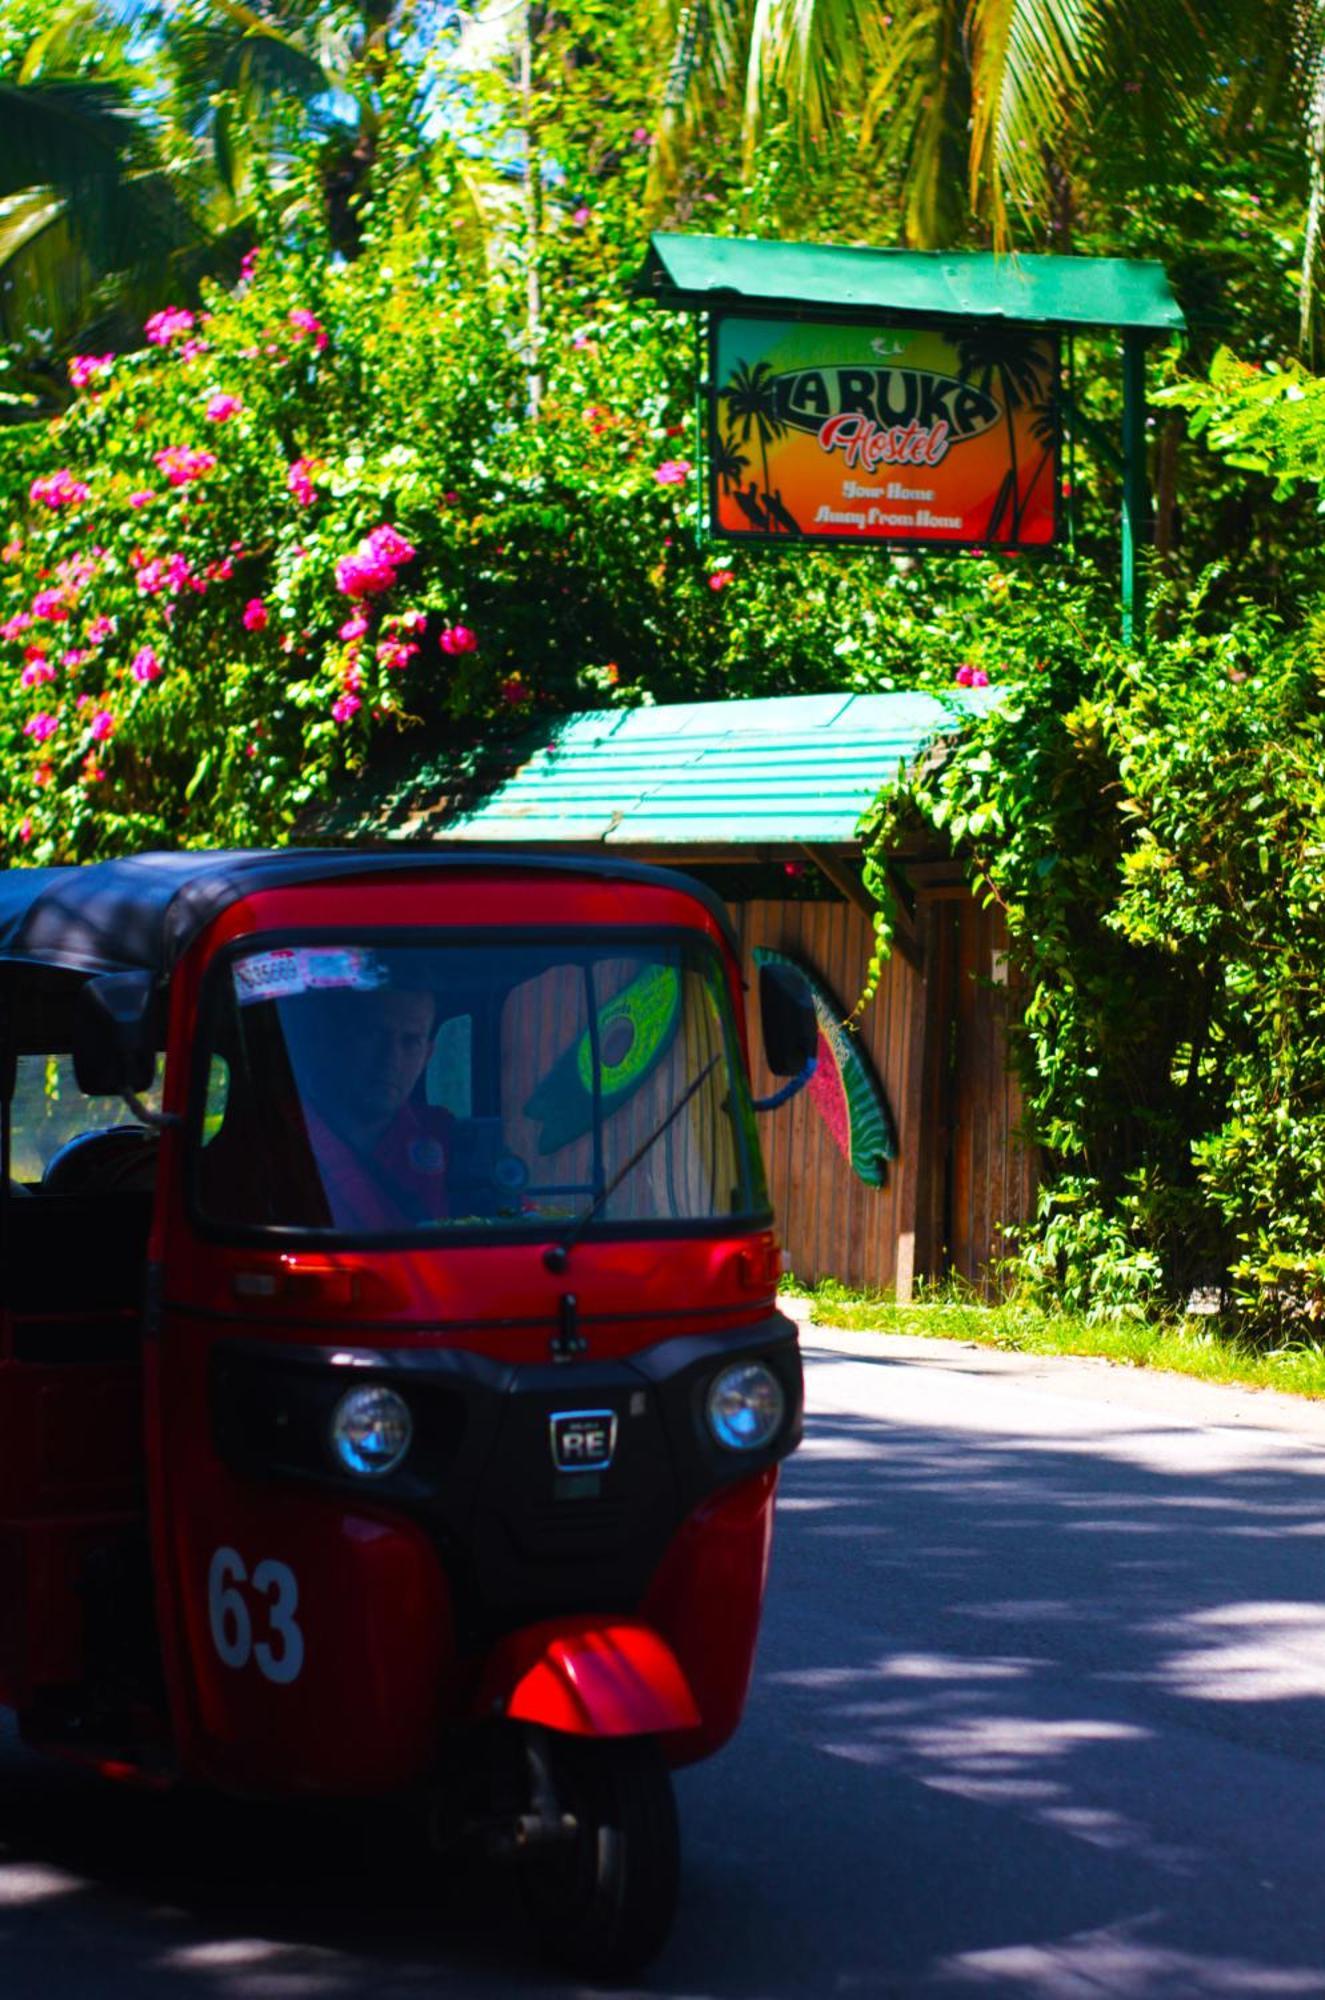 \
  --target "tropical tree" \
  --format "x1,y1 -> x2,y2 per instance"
0,2 -> 217,399
649,0 -> 1325,339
